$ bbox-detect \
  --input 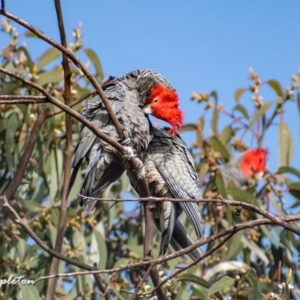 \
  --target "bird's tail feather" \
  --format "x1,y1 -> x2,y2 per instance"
170,219 -> 204,261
